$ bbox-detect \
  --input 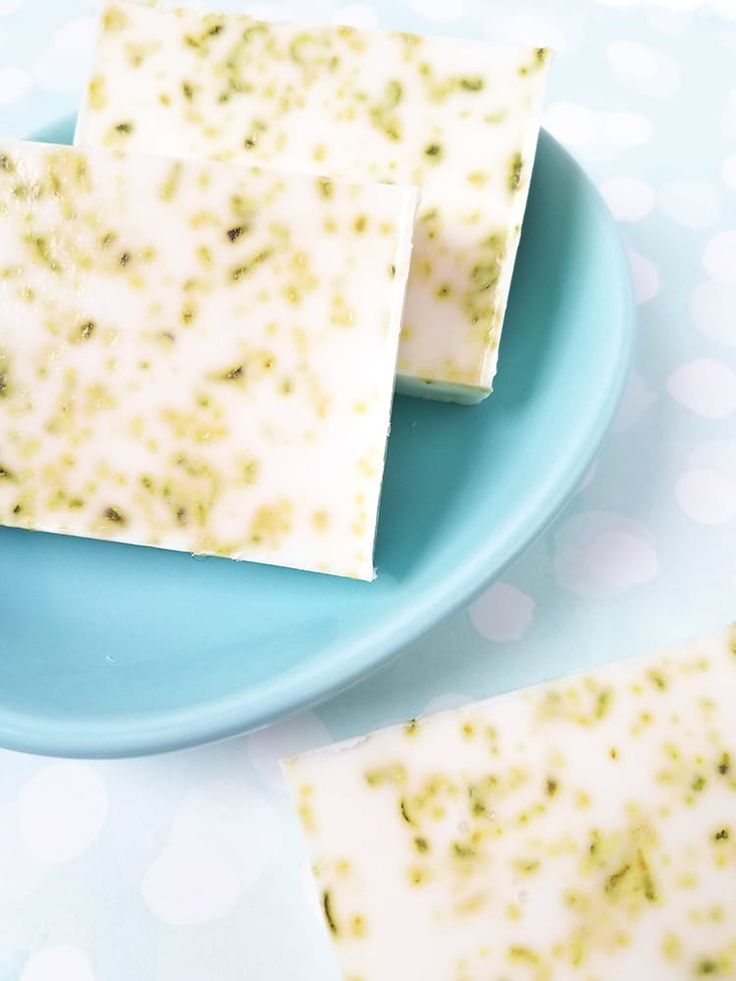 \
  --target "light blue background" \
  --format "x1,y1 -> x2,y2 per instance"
0,1 -> 734,979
